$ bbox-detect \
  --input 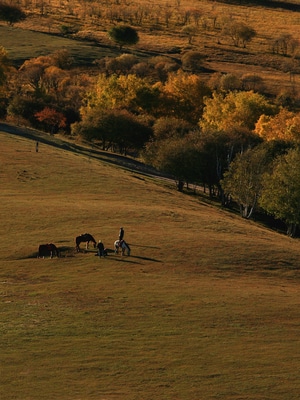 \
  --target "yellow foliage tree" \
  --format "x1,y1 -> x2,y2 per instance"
200,90 -> 275,134
255,108 -> 300,143
84,73 -> 152,114
162,69 -> 211,123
